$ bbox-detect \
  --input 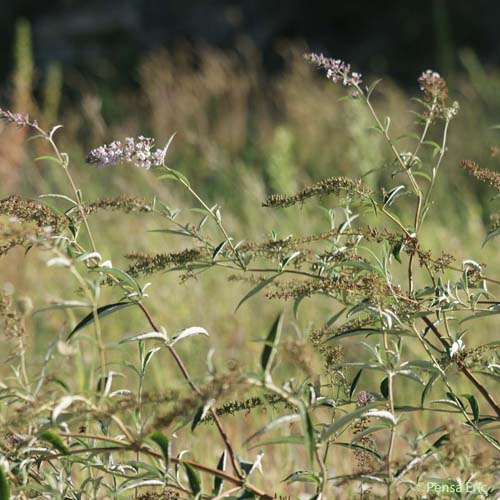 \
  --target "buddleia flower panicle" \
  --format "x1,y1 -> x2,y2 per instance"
417,69 -> 456,120
124,248 -> 209,277
461,160 -> 500,191
86,136 -> 165,169
0,108 -> 38,128
81,196 -> 153,216
0,195 -> 66,231
0,290 -> 26,342
263,176 -> 372,208
305,53 -> 362,87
